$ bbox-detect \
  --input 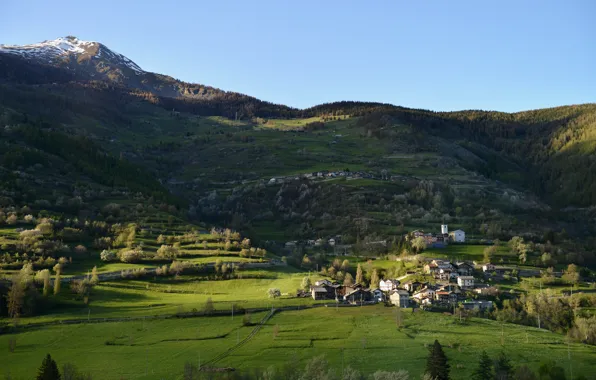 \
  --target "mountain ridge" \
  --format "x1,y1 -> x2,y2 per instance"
1,36 -> 596,250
